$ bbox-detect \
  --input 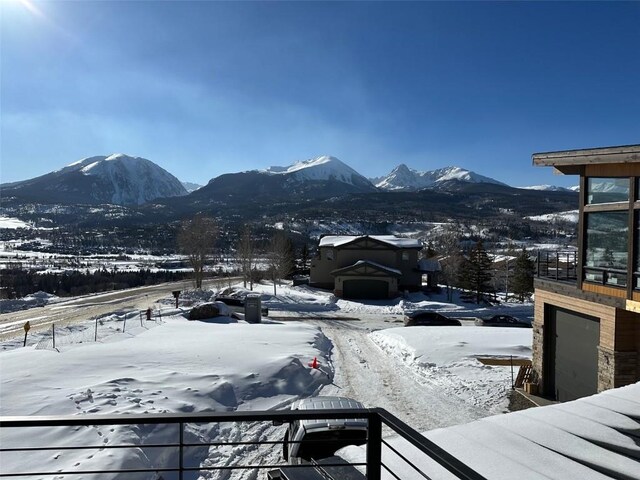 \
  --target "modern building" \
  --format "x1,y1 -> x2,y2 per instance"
309,235 -> 424,299
532,145 -> 640,402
